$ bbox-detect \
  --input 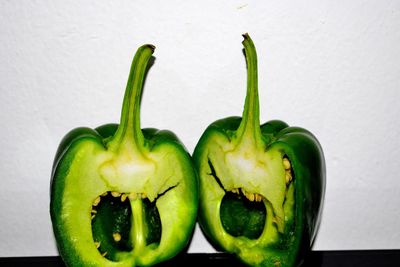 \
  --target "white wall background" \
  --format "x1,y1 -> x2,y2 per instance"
1,0 -> 400,257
